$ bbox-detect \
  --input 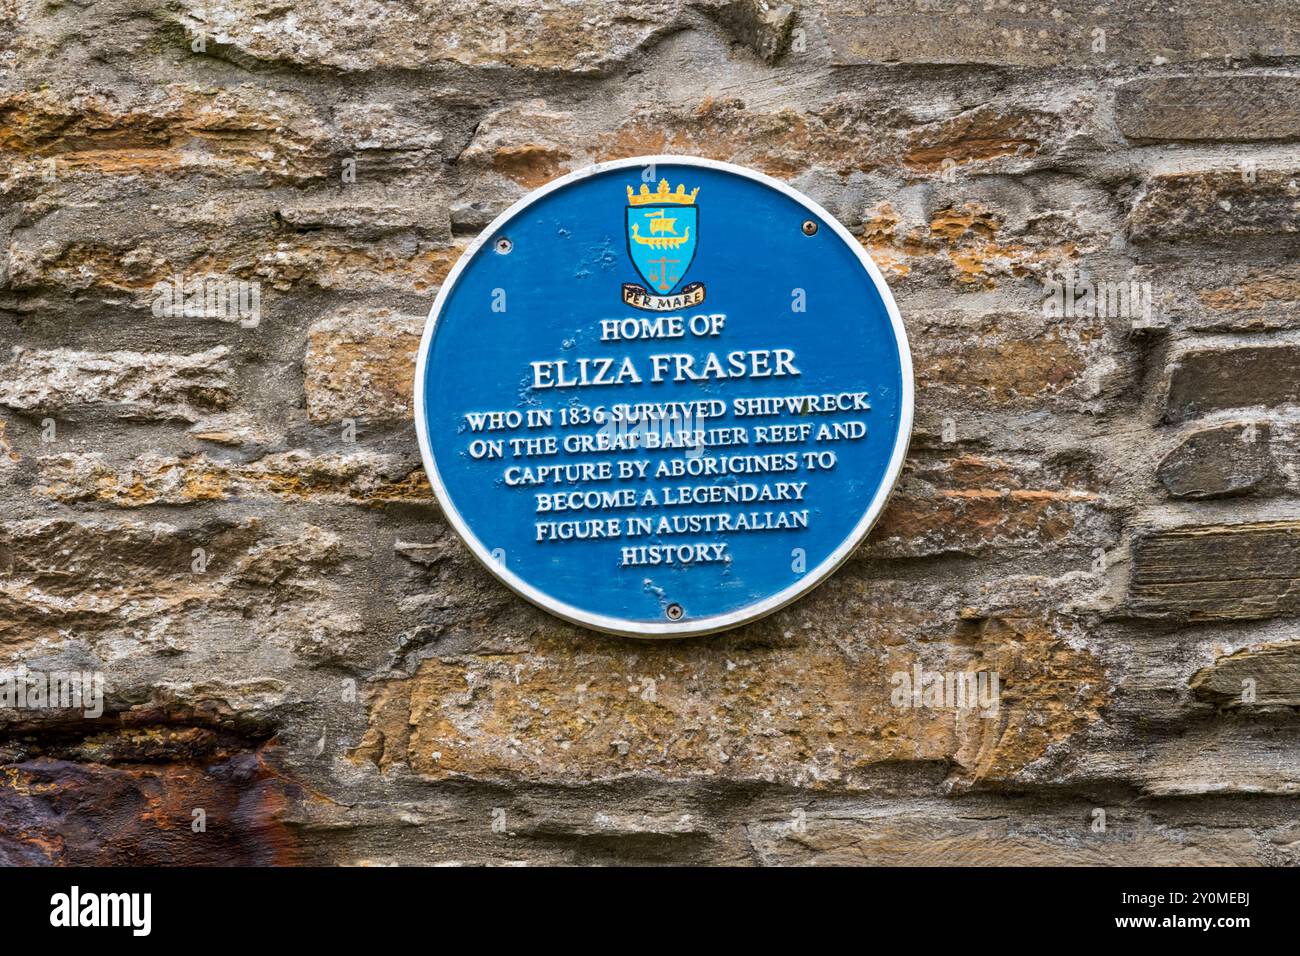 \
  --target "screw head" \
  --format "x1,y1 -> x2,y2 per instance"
665,603 -> 684,621
801,220 -> 818,236
495,236 -> 513,254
